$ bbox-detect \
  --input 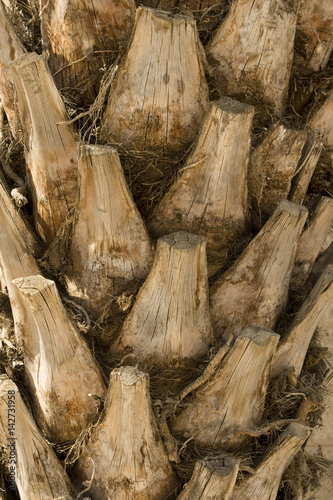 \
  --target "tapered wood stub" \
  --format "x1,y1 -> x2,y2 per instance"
40,0 -> 135,104
0,375 -> 74,499
171,327 -> 279,448
0,1 -> 25,135
290,197 -> 333,290
207,0 -> 297,115
65,145 -> 154,315
309,90 -> 333,148
210,201 -> 308,341
10,275 -> 106,444
177,457 -> 239,500
248,123 -> 307,224
102,7 -> 209,154
12,53 -> 78,245
232,423 -> 311,500
112,231 -> 213,365
147,98 -> 254,266
75,366 -> 178,500
271,265 -> 333,380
